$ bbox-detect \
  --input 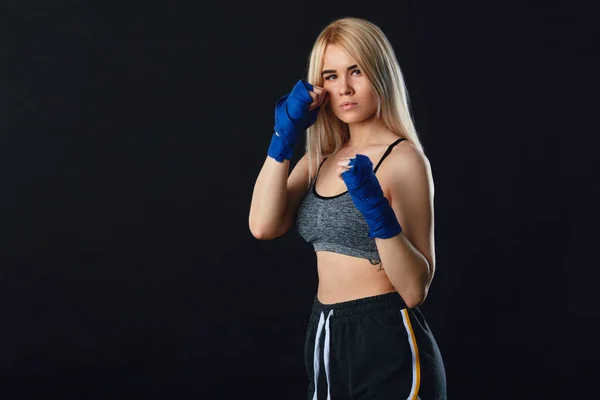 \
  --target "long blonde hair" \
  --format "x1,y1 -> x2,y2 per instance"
304,17 -> 423,187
